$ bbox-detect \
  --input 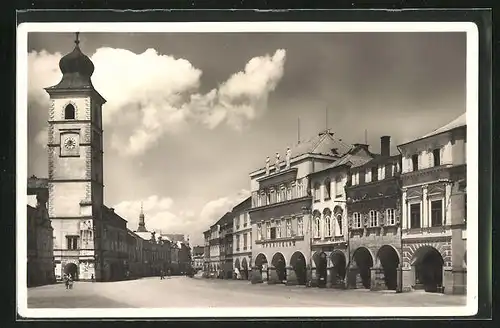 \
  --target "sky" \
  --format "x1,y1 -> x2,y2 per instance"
26,31 -> 466,246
